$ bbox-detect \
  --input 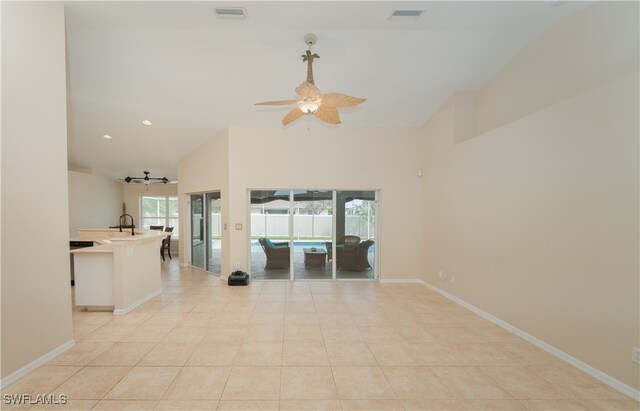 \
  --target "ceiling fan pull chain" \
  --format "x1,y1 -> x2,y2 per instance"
306,116 -> 312,137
